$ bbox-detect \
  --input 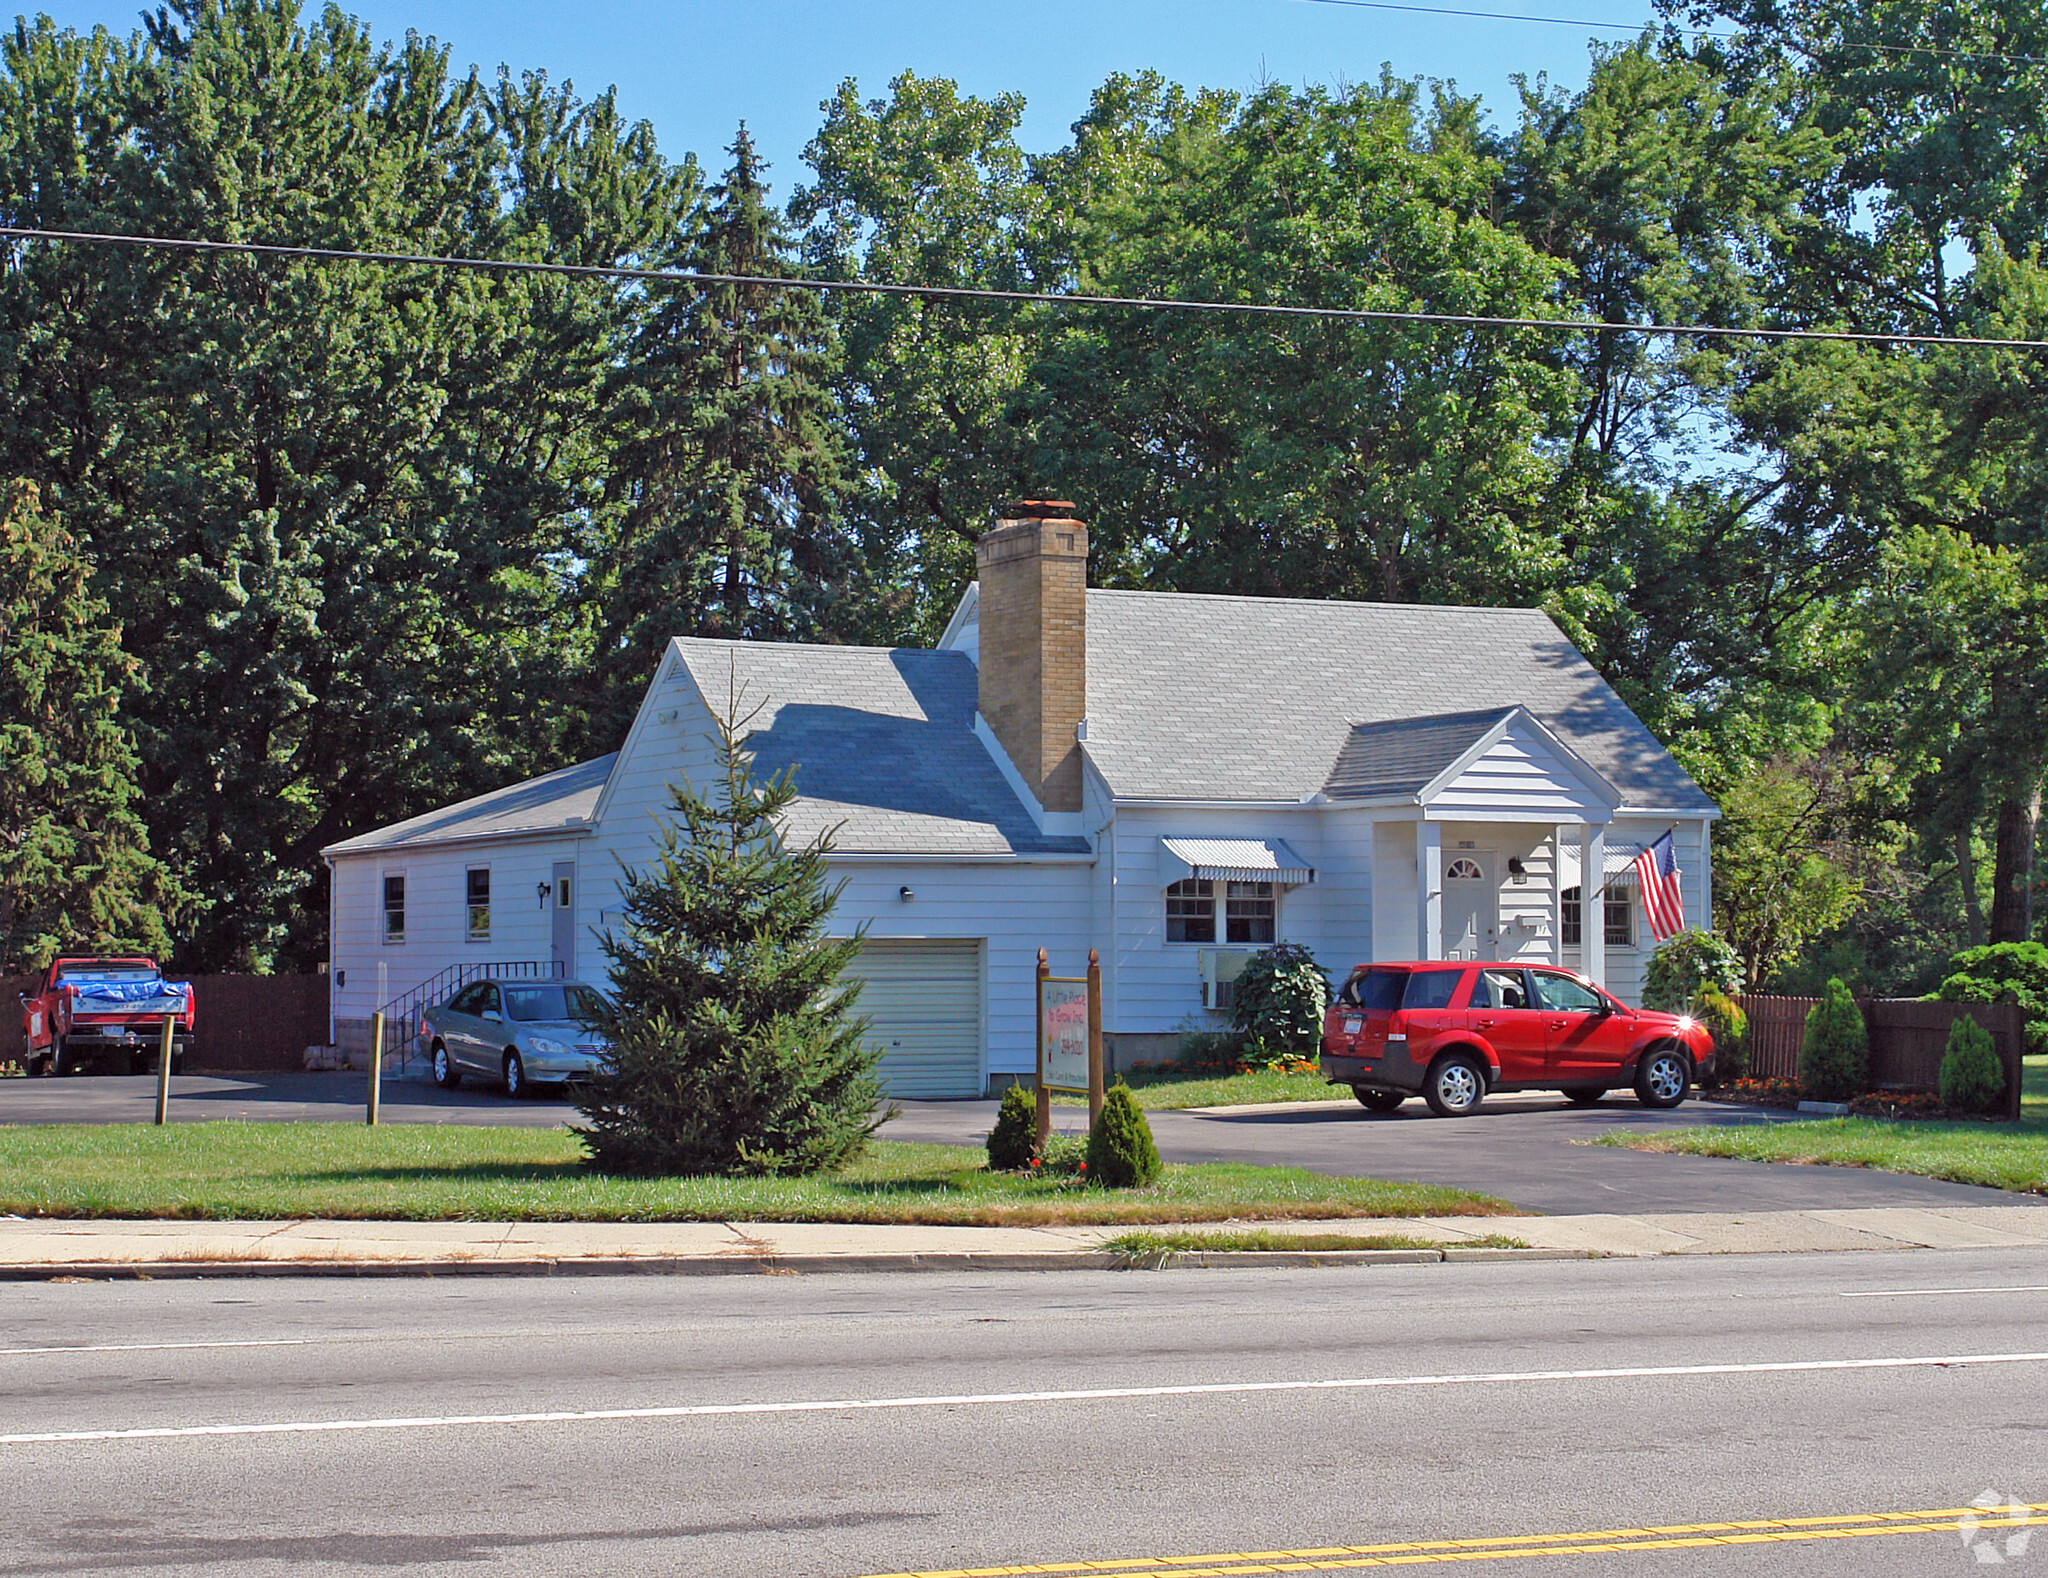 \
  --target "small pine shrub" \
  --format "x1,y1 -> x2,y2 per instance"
1938,1016 -> 2005,1115
1799,977 -> 1868,1102
1691,984 -> 1749,1085
1086,1084 -> 1162,1188
986,1083 -> 1039,1171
